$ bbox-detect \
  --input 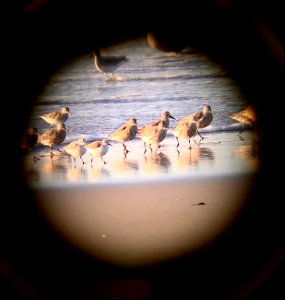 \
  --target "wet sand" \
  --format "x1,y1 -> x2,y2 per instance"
34,173 -> 255,267
22,130 -> 260,187
22,130 -> 261,267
